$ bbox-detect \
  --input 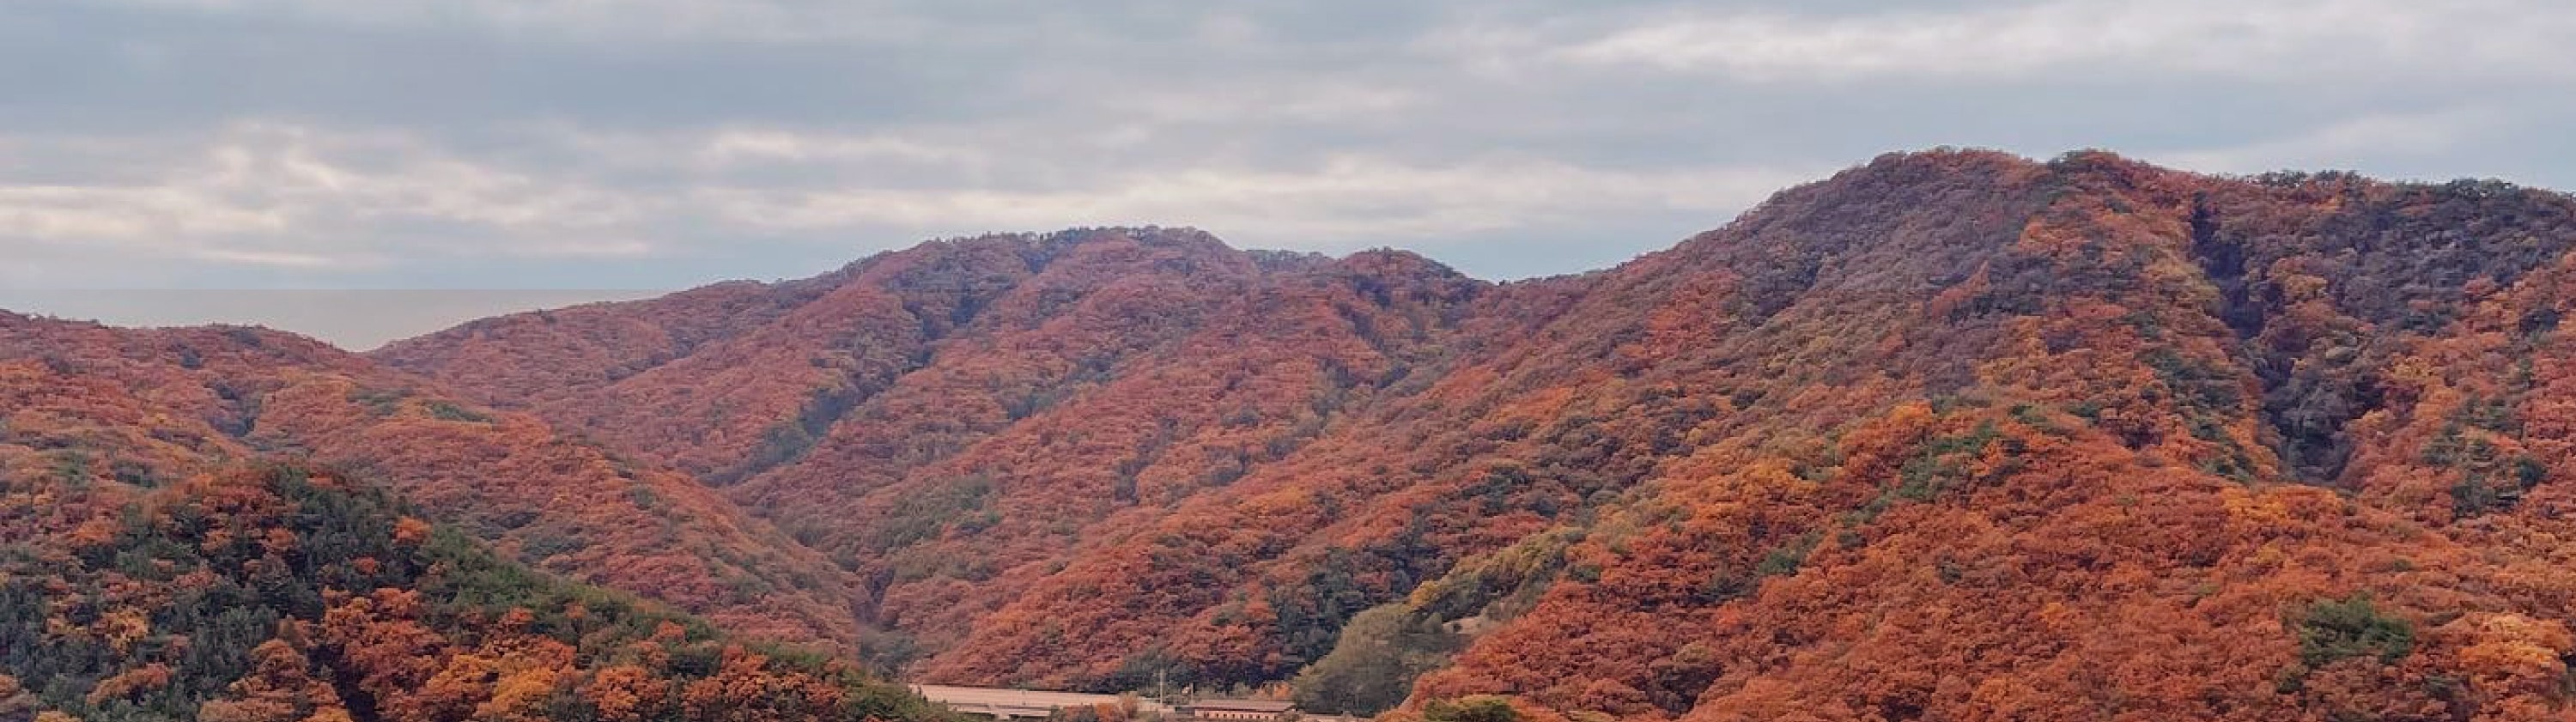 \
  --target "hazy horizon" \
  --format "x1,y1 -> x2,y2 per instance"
0,288 -> 669,351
